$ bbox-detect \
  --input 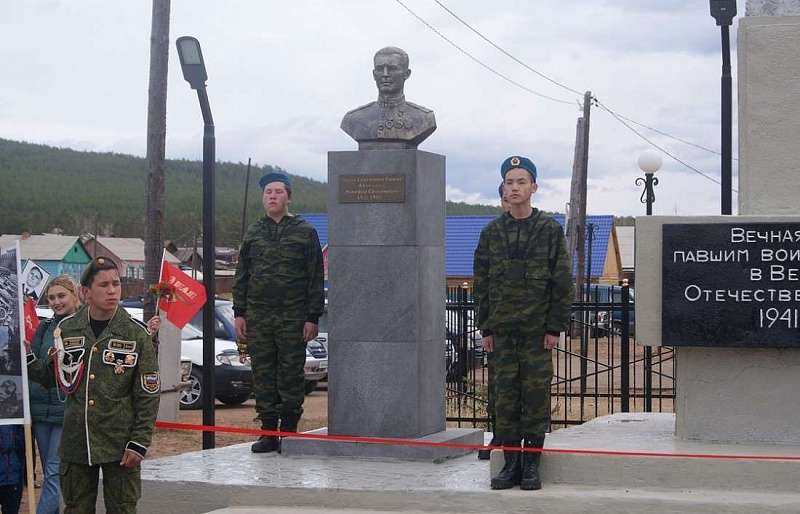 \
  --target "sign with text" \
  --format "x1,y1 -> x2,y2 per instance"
663,223 -> 800,347
338,174 -> 405,203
